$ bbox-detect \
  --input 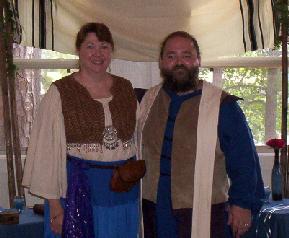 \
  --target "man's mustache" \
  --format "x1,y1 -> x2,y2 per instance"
173,64 -> 187,71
